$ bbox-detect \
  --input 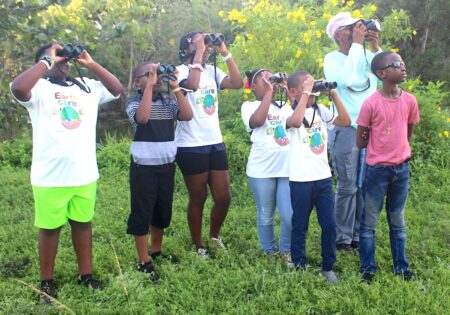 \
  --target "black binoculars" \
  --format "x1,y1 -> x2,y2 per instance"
361,19 -> 381,32
312,80 -> 337,92
204,33 -> 225,45
157,64 -> 177,82
56,44 -> 84,59
268,73 -> 288,84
